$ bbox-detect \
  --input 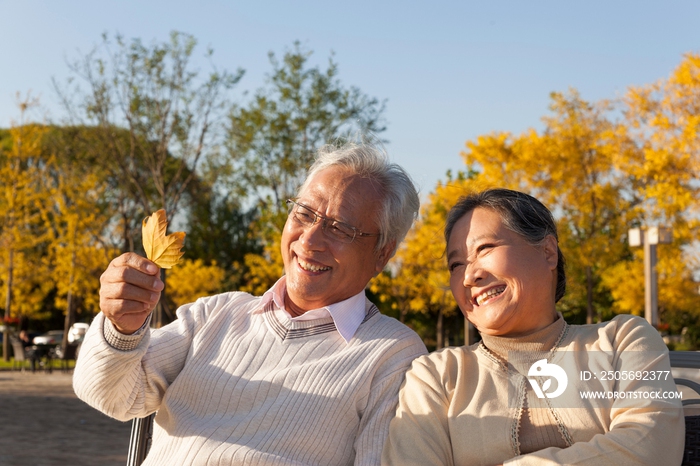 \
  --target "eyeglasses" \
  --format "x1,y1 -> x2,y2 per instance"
286,199 -> 381,244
